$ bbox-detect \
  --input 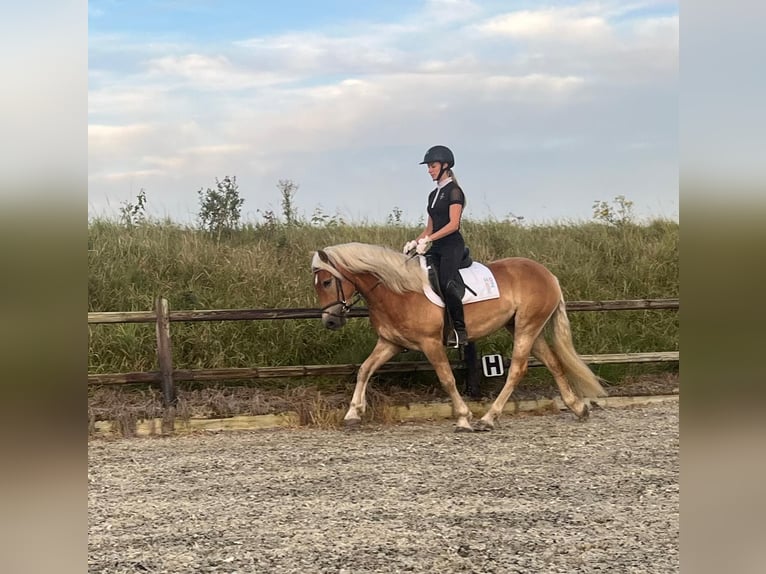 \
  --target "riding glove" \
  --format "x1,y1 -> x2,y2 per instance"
416,236 -> 431,255
402,240 -> 417,254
